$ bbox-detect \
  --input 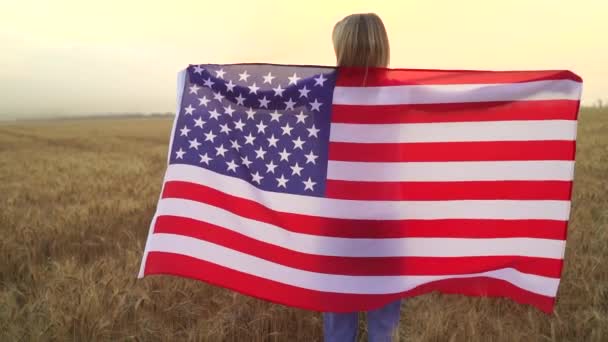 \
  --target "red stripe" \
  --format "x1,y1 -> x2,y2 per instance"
326,180 -> 573,201
335,67 -> 582,86
328,140 -> 575,162
153,215 -> 564,277
331,100 -> 579,124
144,251 -> 556,313
161,181 -> 567,240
